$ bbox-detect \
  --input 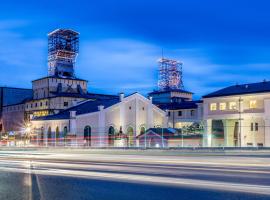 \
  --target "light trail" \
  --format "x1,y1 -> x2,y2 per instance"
0,150 -> 270,197
0,162 -> 270,196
